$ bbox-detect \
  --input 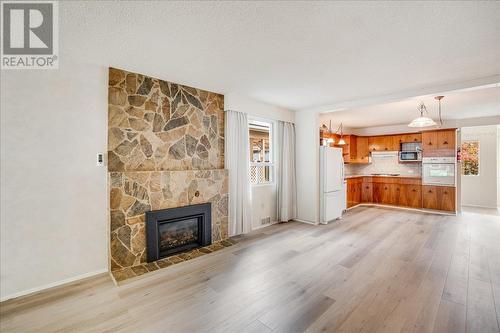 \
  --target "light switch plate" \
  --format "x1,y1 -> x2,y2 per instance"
97,153 -> 104,166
